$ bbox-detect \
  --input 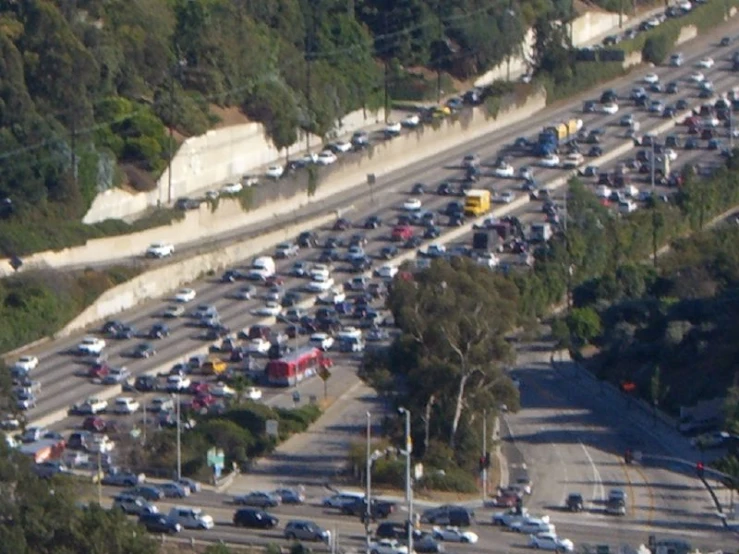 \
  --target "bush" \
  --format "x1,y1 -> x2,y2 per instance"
418,466 -> 478,493
642,34 -> 671,65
